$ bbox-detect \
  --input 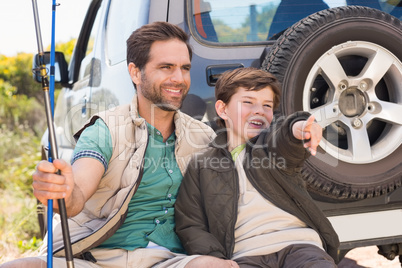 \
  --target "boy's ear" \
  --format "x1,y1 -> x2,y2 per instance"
128,63 -> 141,85
215,100 -> 228,120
